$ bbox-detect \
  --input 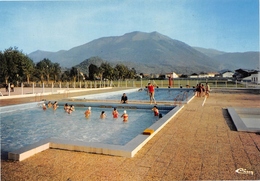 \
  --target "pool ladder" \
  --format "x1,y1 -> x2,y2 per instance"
173,91 -> 188,105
